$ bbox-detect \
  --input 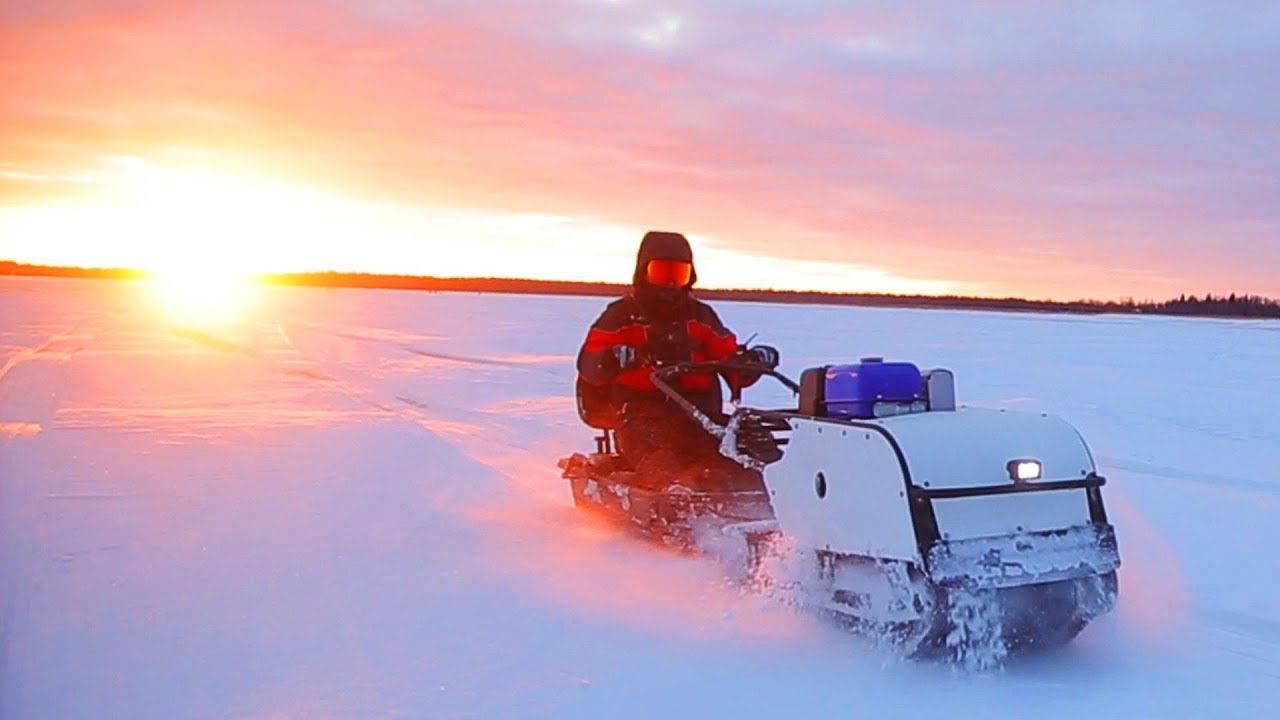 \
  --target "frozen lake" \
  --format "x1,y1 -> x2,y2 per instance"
2,276 -> 1278,718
